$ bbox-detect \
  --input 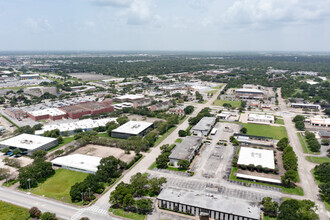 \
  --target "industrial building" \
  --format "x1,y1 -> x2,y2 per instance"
237,147 -> 275,170
235,88 -> 266,100
157,187 -> 260,220
4,107 -> 27,120
51,154 -> 101,174
148,101 -> 172,112
114,94 -> 145,103
27,108 -> 67,121
234,134 -> 276,147
169,136 -> 203,166
35,118 -> 117,135
291,103 -> 320,110
248,114 -> 275,125
0,134 -> 58,155
111,121 -> 153,139
59,101 -> 114,119
19,74 -> 40,80
192,117 -> 216,136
